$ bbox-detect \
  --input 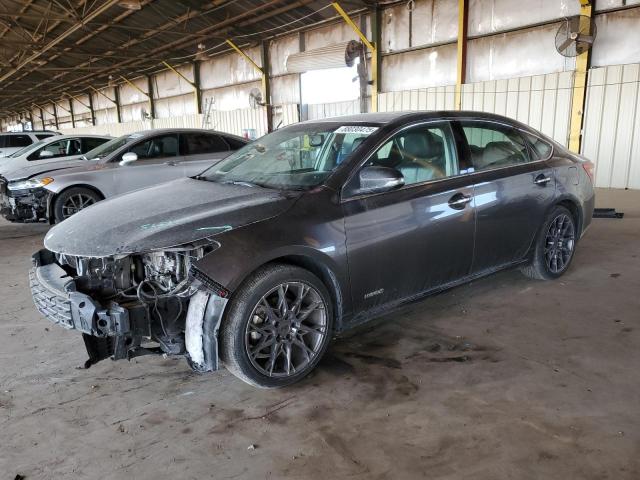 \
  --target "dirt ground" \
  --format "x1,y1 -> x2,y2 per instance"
0,188 -> 639,480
